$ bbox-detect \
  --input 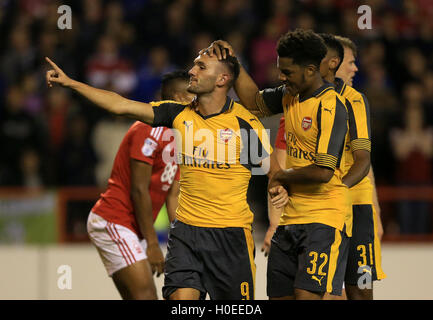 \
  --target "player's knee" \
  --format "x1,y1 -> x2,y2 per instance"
129,284 -> 157,300
346,285 -> 373,300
